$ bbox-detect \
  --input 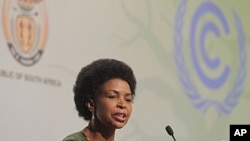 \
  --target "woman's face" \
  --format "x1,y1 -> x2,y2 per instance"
94,78 -> 133,129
